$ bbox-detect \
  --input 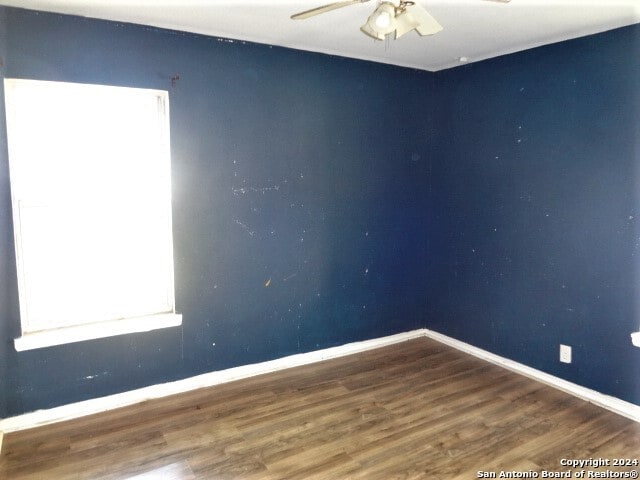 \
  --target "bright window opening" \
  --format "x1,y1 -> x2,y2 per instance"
4,79 -> 181,350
